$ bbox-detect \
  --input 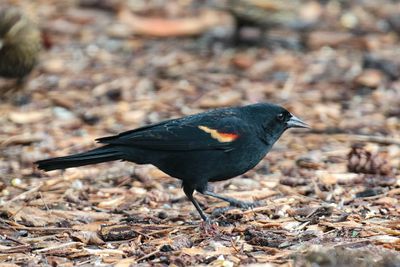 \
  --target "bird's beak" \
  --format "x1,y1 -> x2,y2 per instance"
287,115 -> 310,129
